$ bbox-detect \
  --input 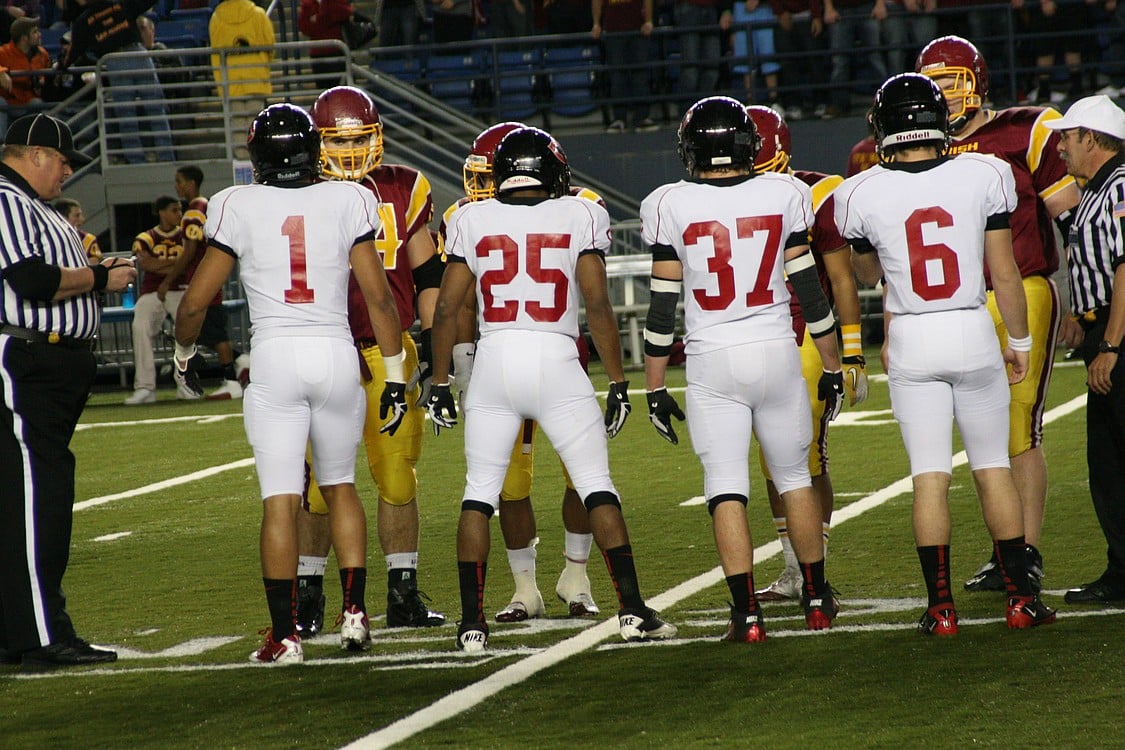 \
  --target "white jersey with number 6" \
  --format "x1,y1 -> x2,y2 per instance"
205,180 -> 382,344
444,194 -> 612,340
640,172 -> 813,355
833,153 -> 1017,315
